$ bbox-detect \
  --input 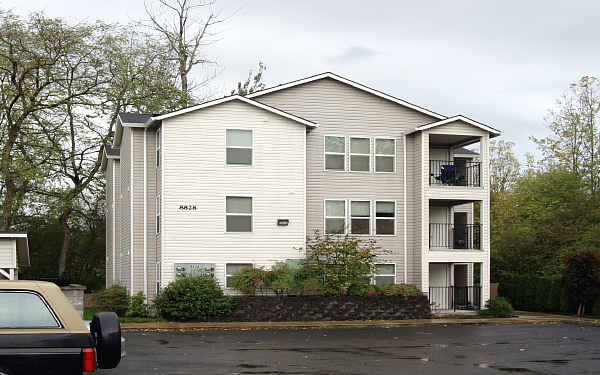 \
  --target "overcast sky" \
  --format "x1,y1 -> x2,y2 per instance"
3,0 -> 599,159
